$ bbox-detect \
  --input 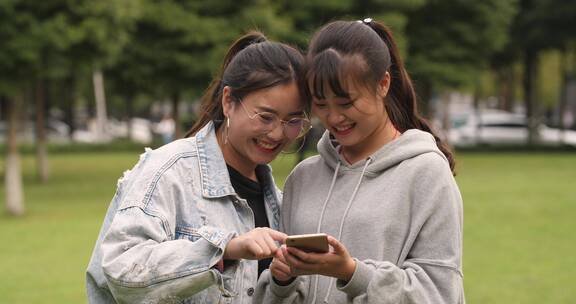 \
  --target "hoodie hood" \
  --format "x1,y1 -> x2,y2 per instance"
317,128 -> 448,175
